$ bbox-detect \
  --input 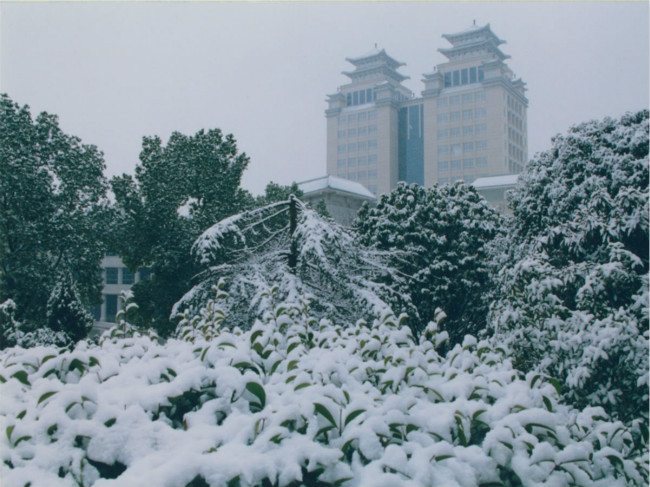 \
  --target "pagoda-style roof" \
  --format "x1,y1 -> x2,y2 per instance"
442,23 -> 505,47
343,48 -> 409,83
